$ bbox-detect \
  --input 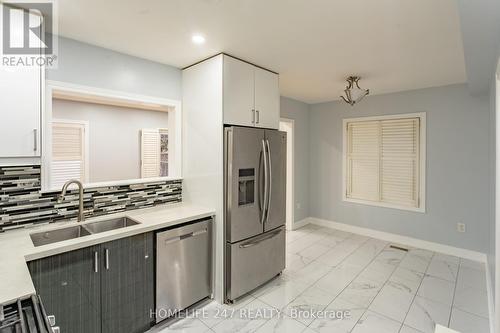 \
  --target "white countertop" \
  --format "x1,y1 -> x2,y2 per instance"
0,203 -> 215,305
